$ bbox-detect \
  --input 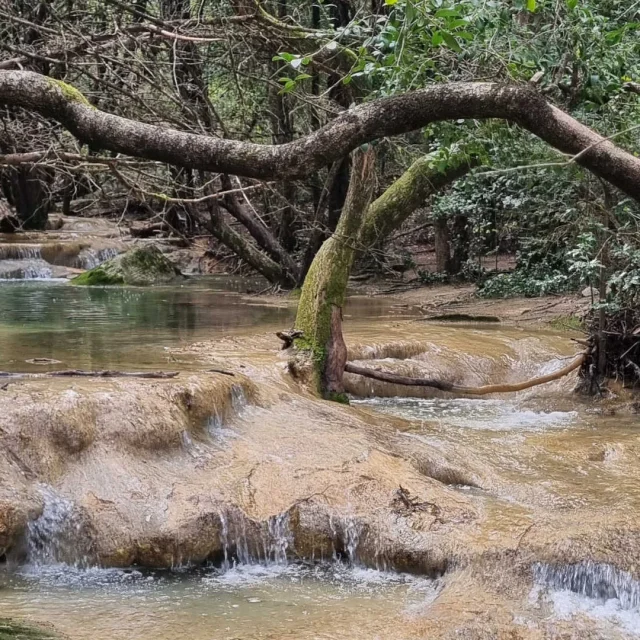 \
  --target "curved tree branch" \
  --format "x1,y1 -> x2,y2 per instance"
1,70 -> 640,199
345,351 -> 587,396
